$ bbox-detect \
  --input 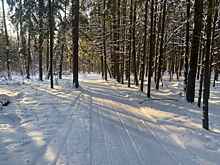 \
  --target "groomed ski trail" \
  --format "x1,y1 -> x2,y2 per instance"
81,78 -> 201,165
